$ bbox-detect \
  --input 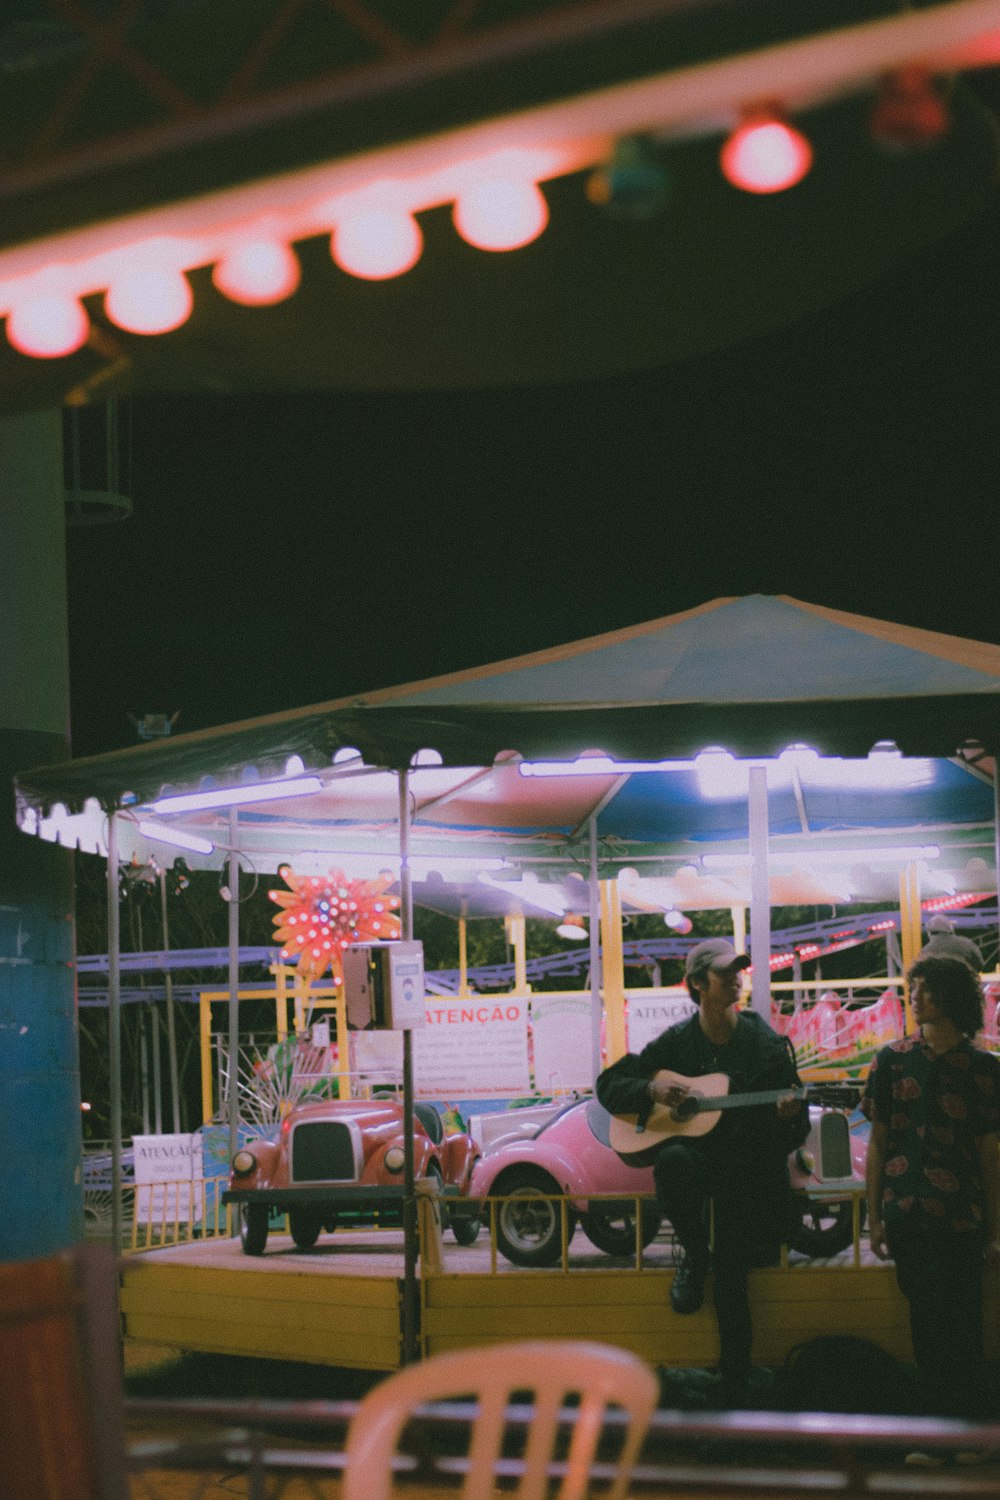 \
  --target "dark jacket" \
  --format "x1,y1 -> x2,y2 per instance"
596,1009 -> 809,1174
